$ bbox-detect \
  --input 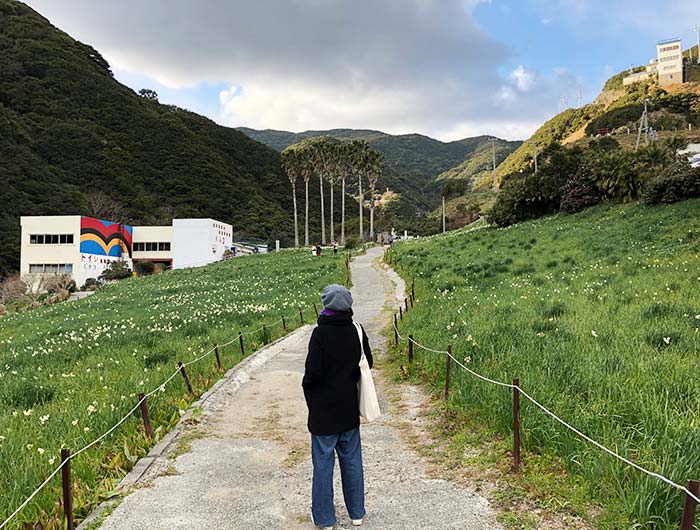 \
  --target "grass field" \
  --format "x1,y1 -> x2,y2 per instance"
388,199 -> 700,529
0,250 -> 345,529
